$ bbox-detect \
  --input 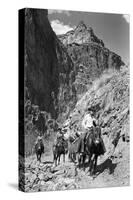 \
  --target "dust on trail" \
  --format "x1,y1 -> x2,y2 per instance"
24,143 -> 129,192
